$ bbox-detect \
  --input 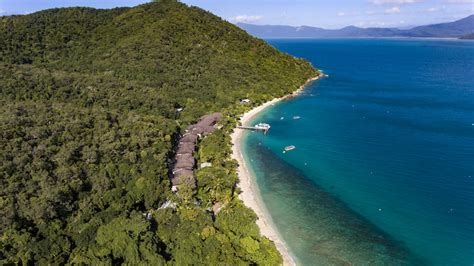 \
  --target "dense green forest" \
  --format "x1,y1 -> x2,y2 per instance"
0,0 -> 317,264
